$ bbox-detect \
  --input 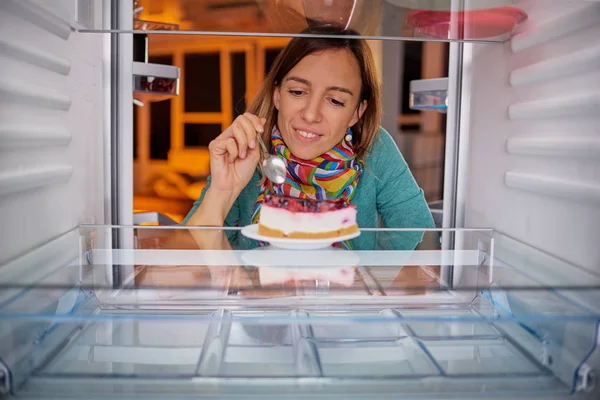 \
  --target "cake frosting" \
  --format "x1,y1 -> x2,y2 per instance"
258,194 -> 358,239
